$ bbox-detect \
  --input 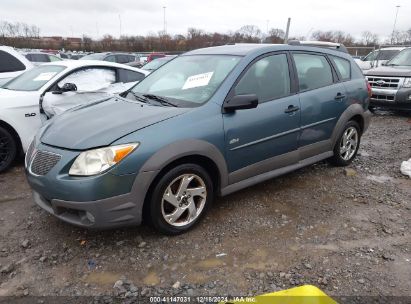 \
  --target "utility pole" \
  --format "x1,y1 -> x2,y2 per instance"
391,5 -> 400,44
163,6 -> 167,34
118,14 -> 122,38
284,17 -> 291,43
